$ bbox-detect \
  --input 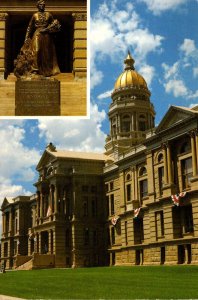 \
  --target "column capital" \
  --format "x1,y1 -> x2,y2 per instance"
72,13 -> 87,21
0,13 -> 8,21
188,130 -> 196,138
161,141 -> 170,149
